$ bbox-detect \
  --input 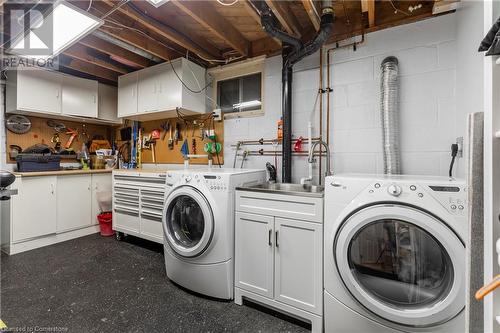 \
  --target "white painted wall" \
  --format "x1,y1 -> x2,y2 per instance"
224,11 -> 479,183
